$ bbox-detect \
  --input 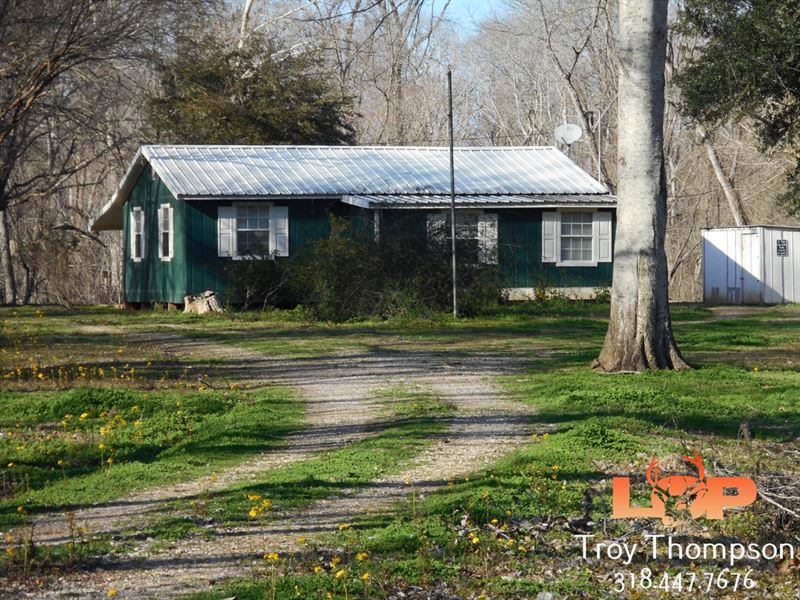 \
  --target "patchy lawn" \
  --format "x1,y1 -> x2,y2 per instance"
1,302 -> 799,598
